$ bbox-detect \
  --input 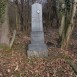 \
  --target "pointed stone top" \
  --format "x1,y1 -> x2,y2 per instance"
75,0 -> 77,3
32,3 -> 41,6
